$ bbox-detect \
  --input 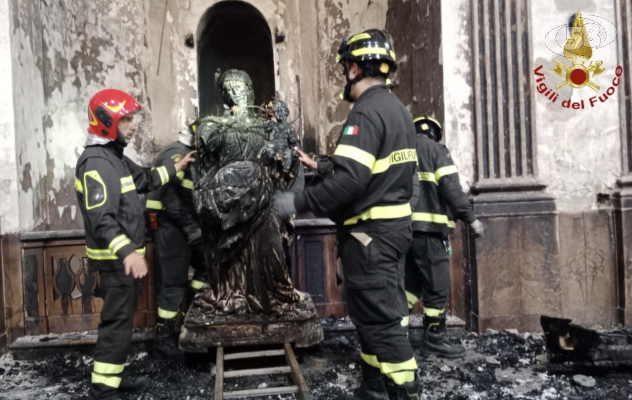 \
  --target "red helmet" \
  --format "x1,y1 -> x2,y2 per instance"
87,89 -> 141,140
